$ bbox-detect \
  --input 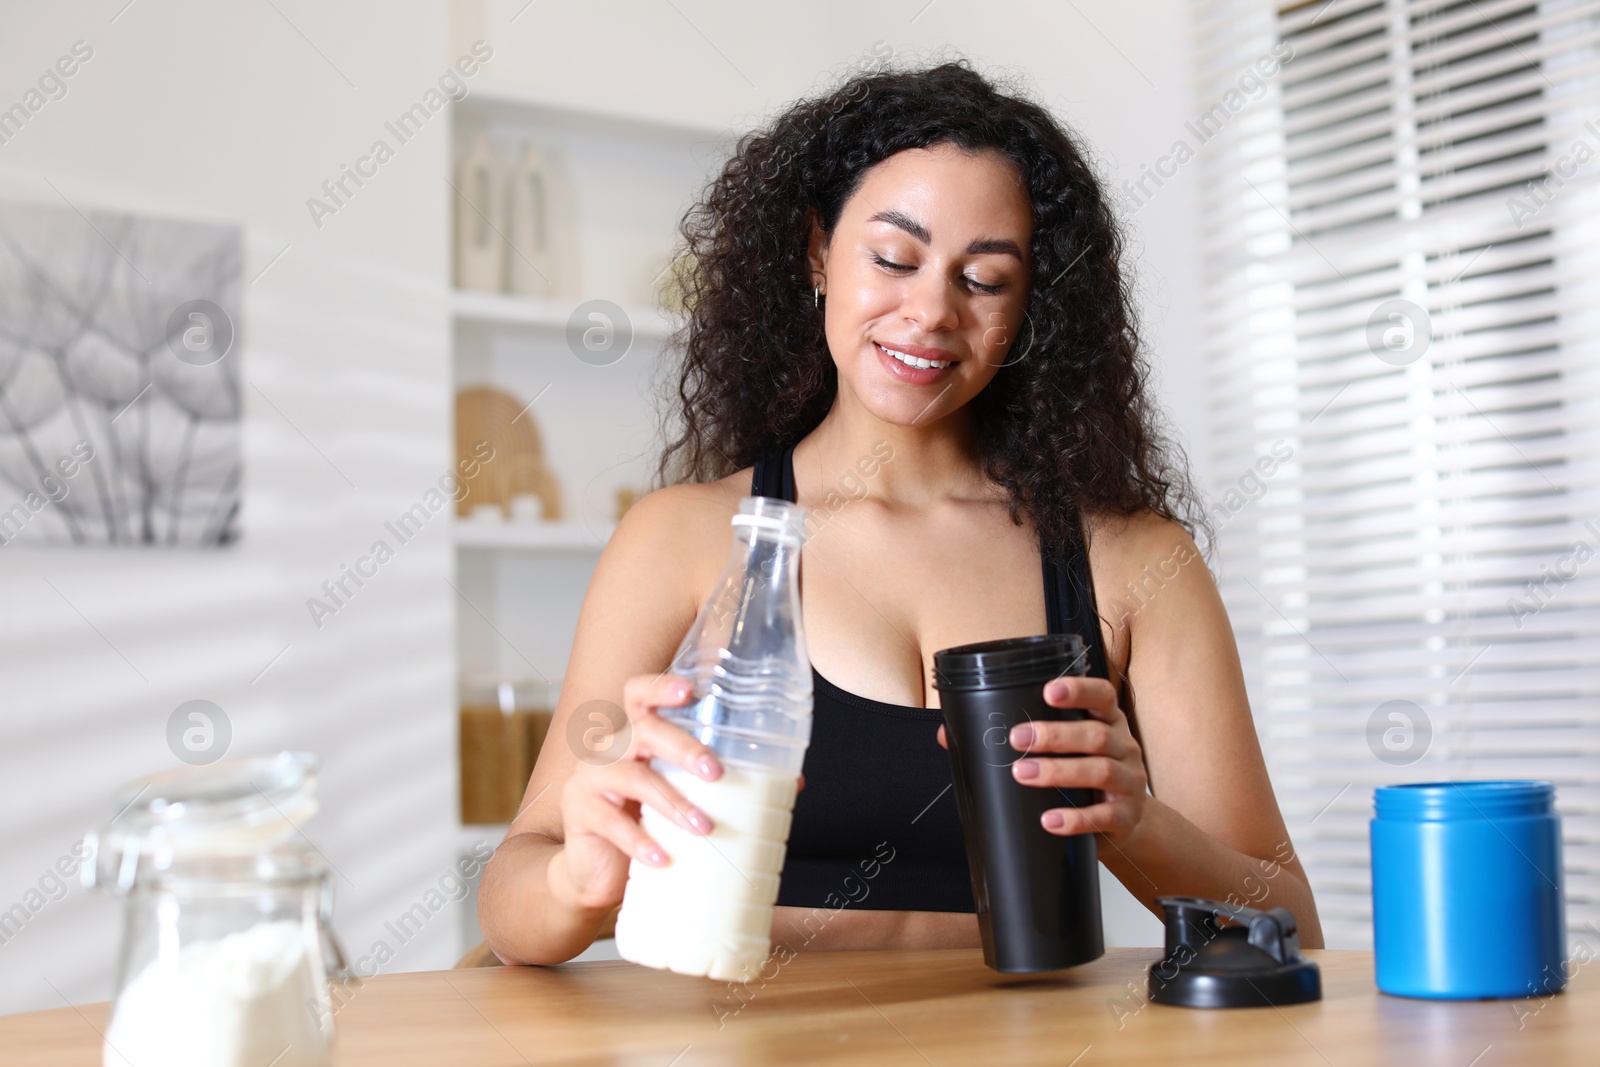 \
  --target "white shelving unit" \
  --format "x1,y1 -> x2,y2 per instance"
454,519 -> 616,551
451,289 -> 679,342
446,87 -> 734,957
466,80 -> 731,146
445,83 -> 732,675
